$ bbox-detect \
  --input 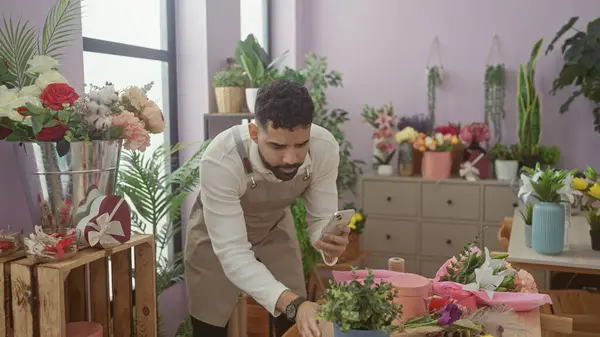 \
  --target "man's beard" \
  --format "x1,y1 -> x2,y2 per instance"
258,150 -> 301,181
